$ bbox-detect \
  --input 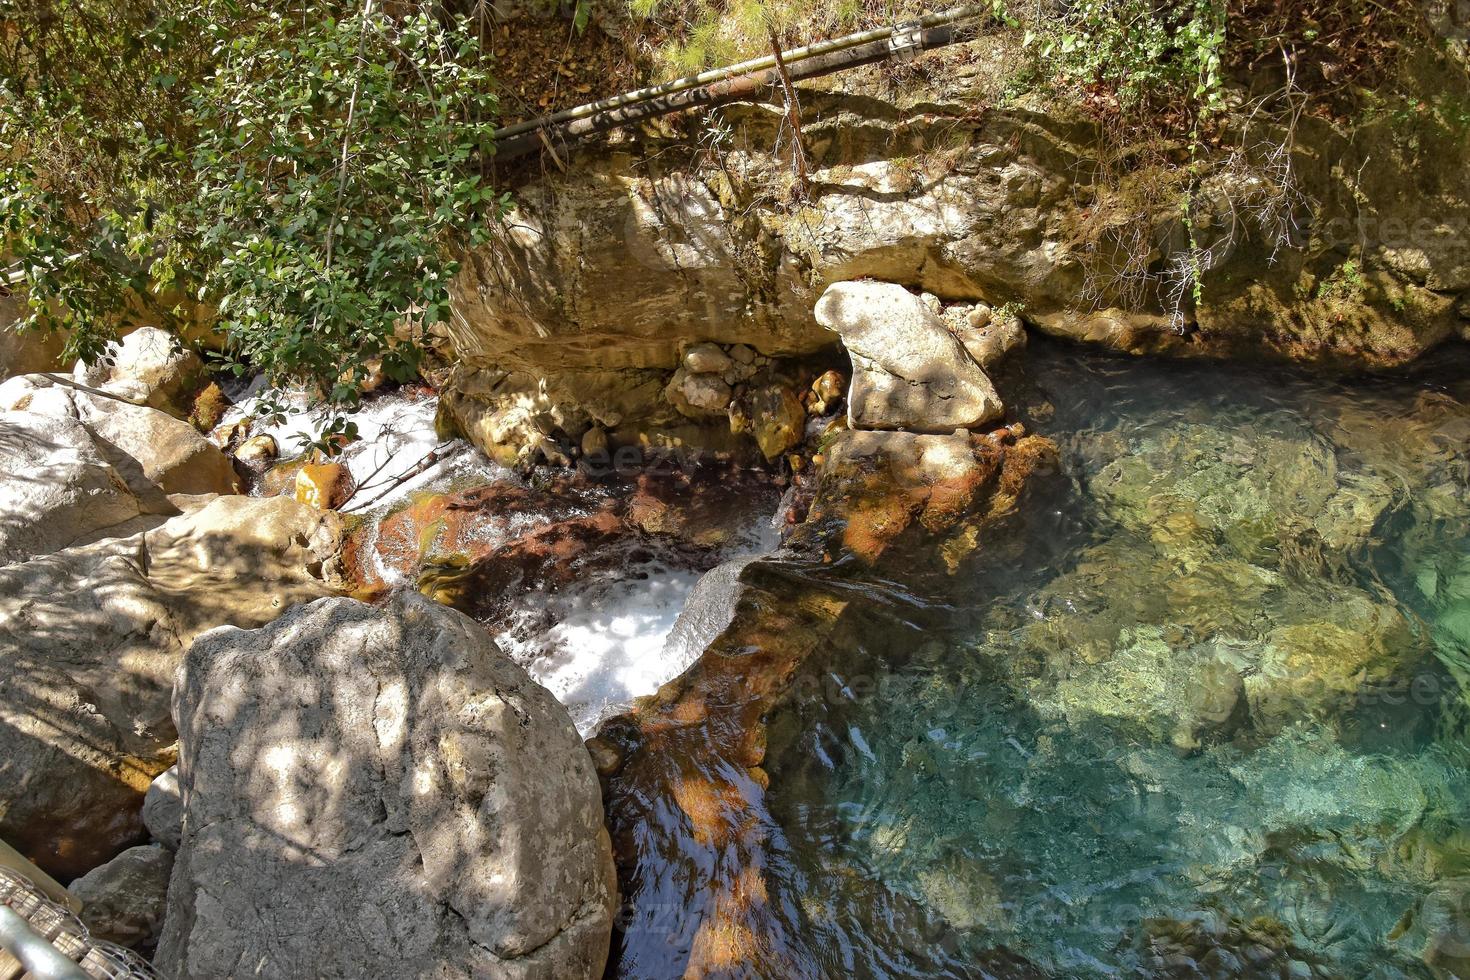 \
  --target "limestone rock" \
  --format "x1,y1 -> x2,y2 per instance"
0,496 -> 340,878
70,844 -> 174,951
814,281 -> 1005,433
0,296 -> 66,380
749,383 -> 805,461
0,376 -> 237,564
74,392 -> 239,496
0,409 -> 152,565
74,327 -> 203,417
143,767 -> 183,850
683,342 -> 733,374
155,592 -> 616,980
666,367 -> 732,417
436,84 -> 1470,460
294,461 -> 353,510
954,309 -> 1027,369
